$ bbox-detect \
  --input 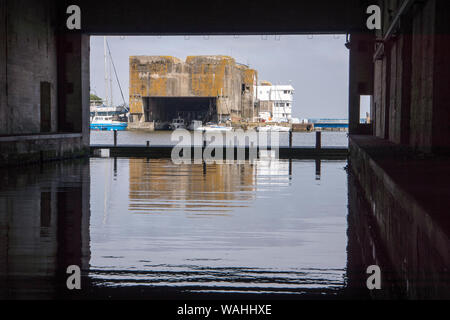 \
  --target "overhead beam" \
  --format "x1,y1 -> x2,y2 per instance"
59,0 -> 372,35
